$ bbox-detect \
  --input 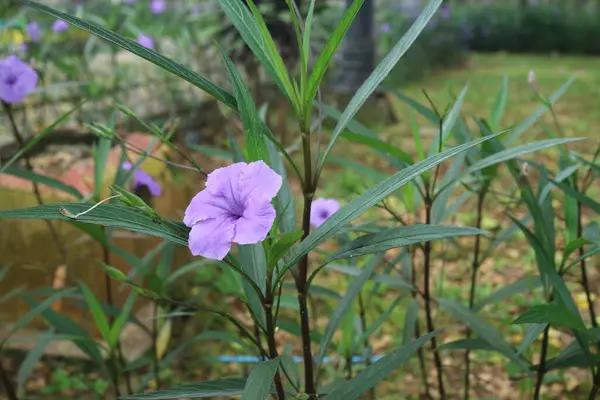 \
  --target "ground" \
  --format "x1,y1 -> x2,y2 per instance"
2,53 -> 600,399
